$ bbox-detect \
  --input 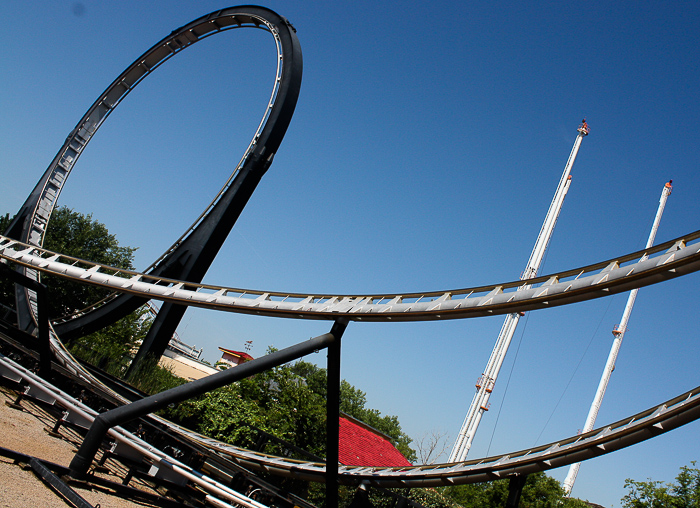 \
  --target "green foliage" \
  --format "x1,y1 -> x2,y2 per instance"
1,208 -> 182,395
241,361 -> 328,457
70,306 -> 151,377
169,359 -> 328,458
367,487 -> 463,508
290,360 -> 417,462
0,214 -> 10,233
66,304 -> 186,396
622,462 -> 700,508
443,473 -> 588,508
41,206 -> 136,318
360,473 -> 589,508
171,384 -> 268,448
167,356 -> 419,506
674,463 -> 700,507
1,207 -> 136,319
125,355 -> 187,395
169,356 -> 416,465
